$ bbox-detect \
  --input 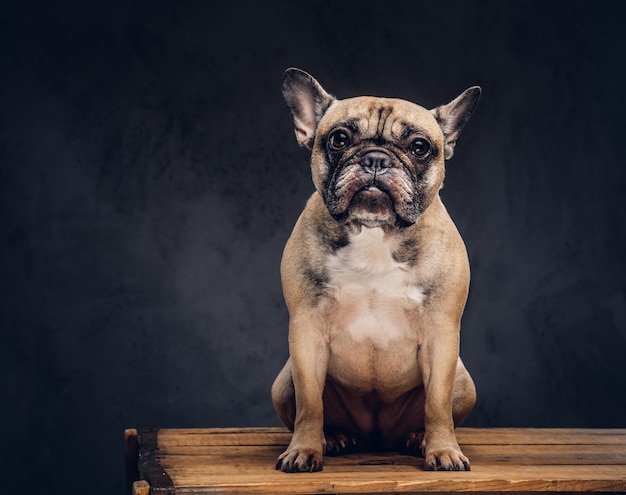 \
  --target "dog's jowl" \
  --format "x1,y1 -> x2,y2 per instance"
271,68 -> 481,473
